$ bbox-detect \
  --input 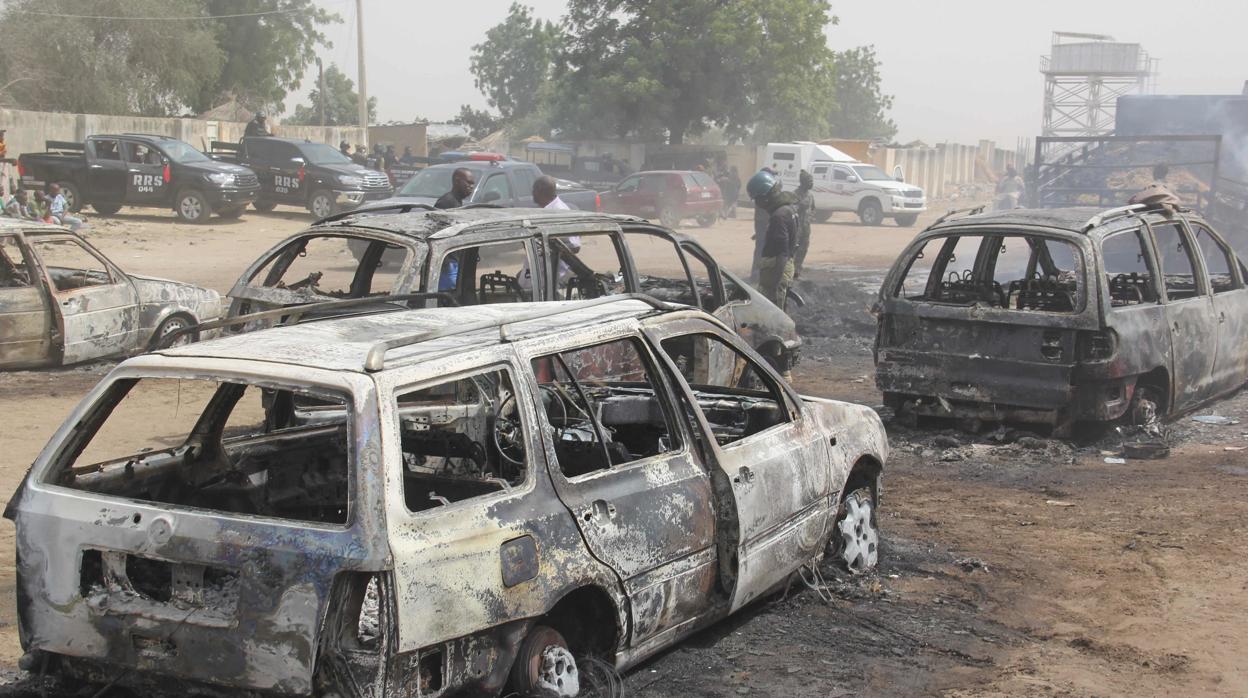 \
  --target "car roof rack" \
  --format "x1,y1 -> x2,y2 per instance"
315,202 -> 437,225
1081,202 -> 1190,232
156,292 -> 458,349
363,293 -> 671,372
931,205 -> 986,227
